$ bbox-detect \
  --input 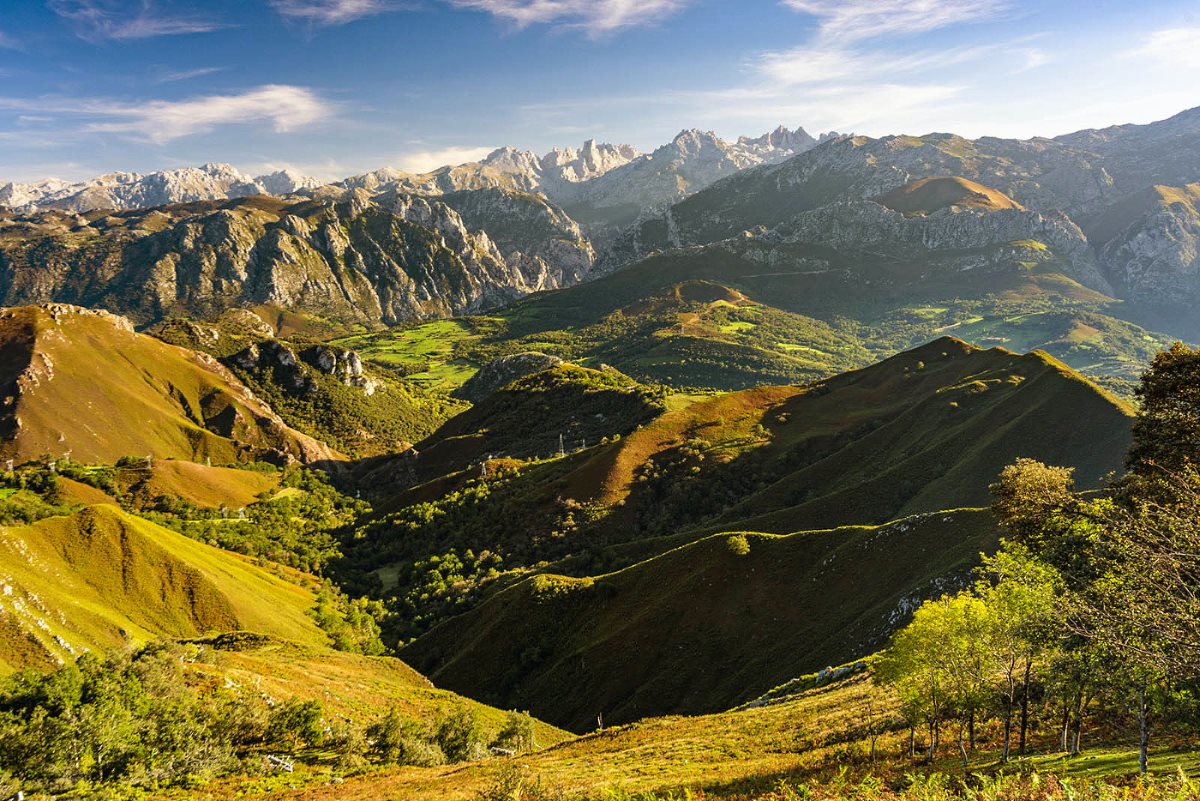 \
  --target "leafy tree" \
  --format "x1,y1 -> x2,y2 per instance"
879,594 -> 990,767
1128,342 -> 1200,475
973,549 -> 1058,761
